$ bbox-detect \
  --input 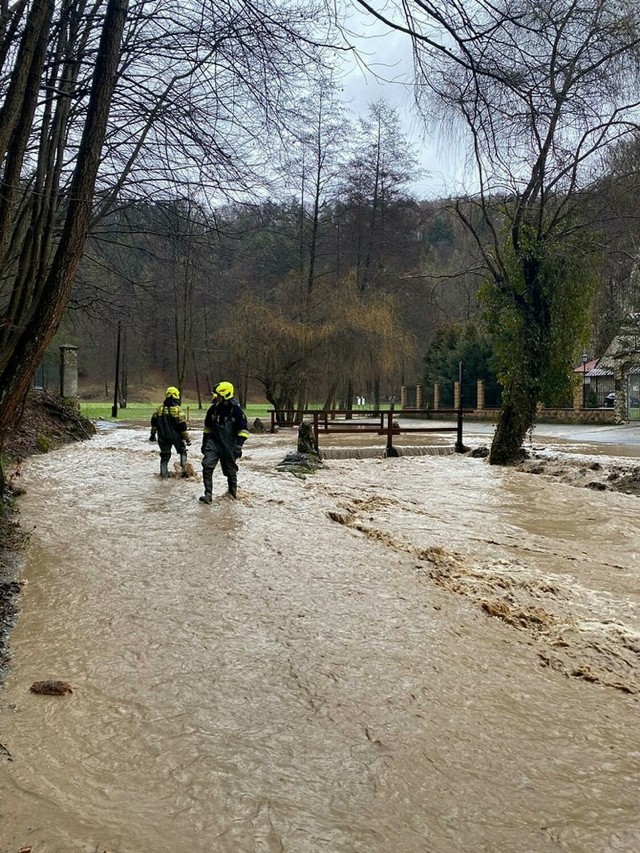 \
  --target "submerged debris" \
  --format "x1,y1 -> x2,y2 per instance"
275,420 -> 323,475
515,454 -> 640,497
276,450 -> 322,476
468,445 -> 490,458
30,680 -> 73,696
